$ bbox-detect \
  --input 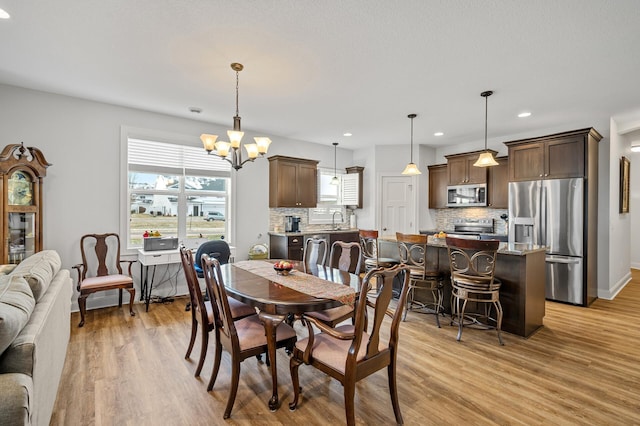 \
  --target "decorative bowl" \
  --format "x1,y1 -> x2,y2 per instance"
274,266 -> 293,276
